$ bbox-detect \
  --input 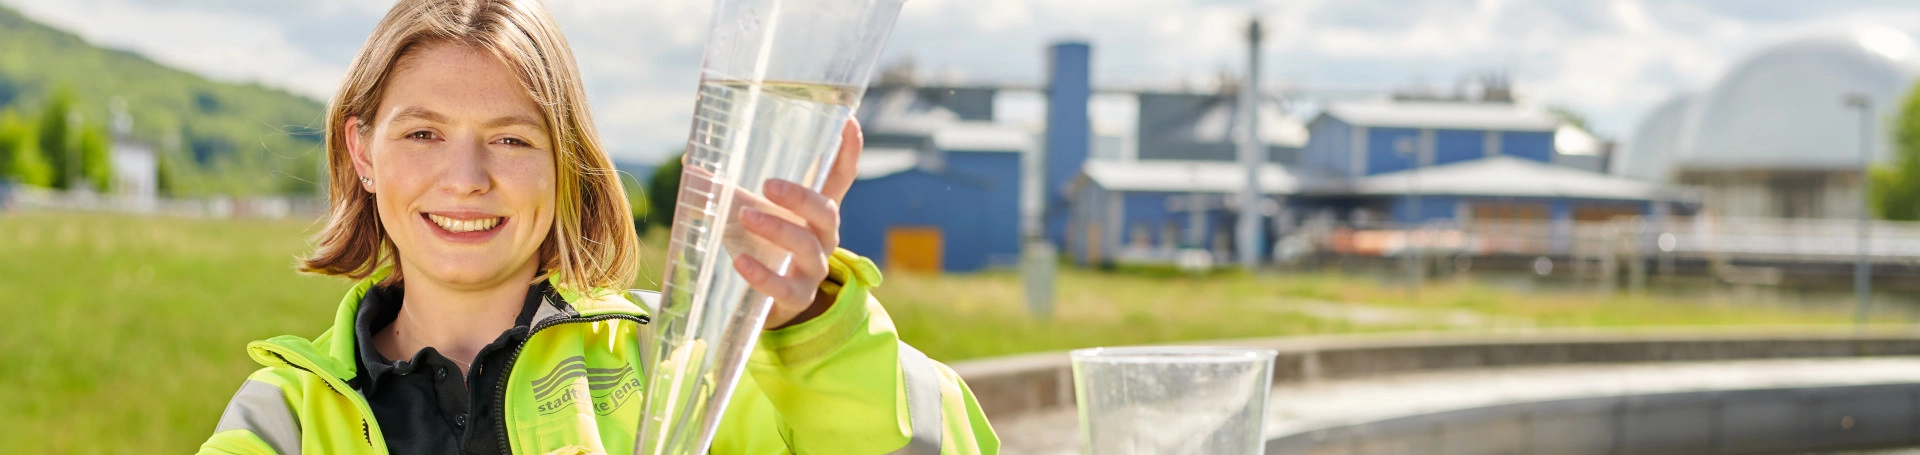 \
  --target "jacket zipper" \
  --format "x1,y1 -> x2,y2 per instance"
495,313 -> 650,454
265,350 -> 385,449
